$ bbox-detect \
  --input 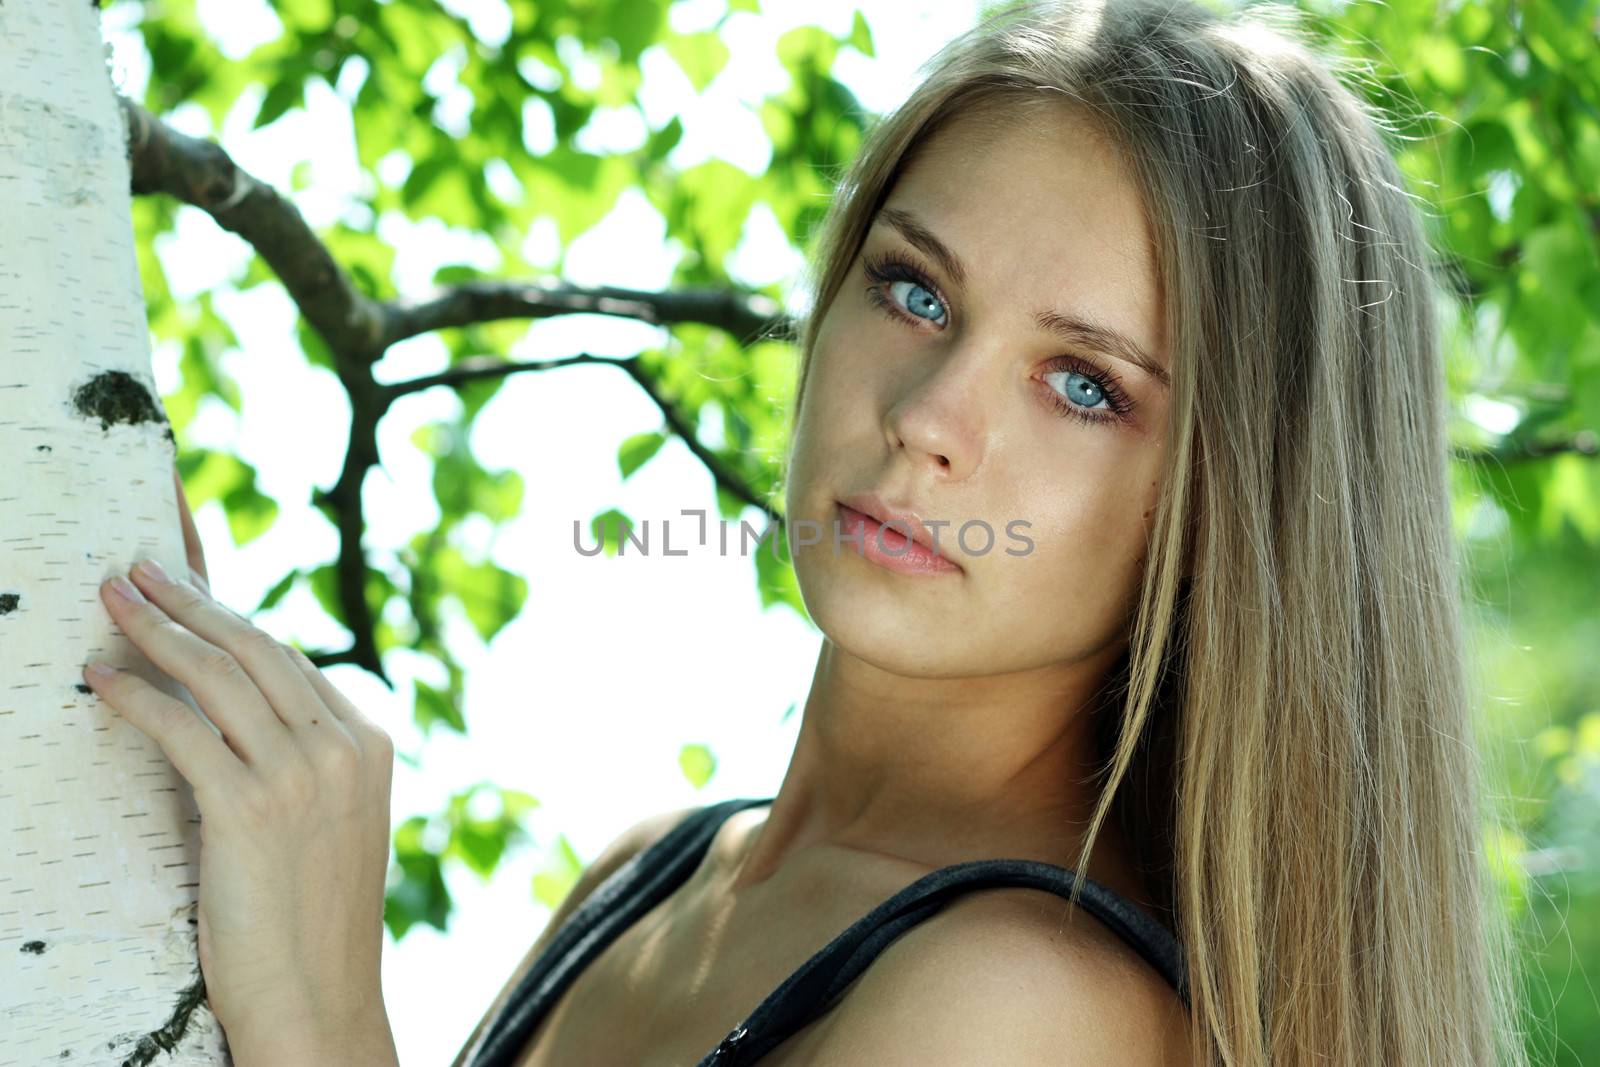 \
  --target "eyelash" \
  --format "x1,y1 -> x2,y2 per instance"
860,249 -> 1135,427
